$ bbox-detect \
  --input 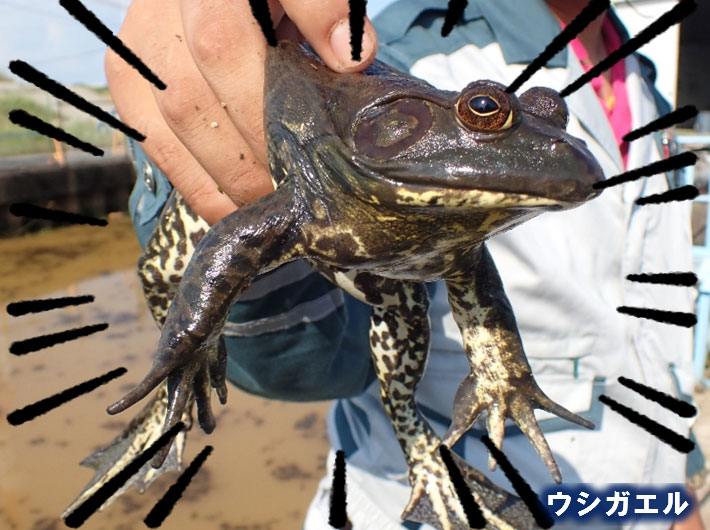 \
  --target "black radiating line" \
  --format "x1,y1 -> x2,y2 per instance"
636,185 -> 699,205
9,109 -> 103,156
626,272 -> 698,286
248,0 -> 277,47
599,395 -> 695,453
64,422 -> 185,528
618,376 -> 697,418
593,151 -> 697,190
441,0 -> 469,38
623,105 -> 698,143
438,445 -> 486,529
348,0 -> 367,61
6,367 -> 126,426
9,61 -> 146,142
144,445 -> 214,528
329,449 -> 348,528
10,203 -> 108,226
616,306 -> 697,327
480,436 -> 553,528
506,0 -> 609,93
6,295 -> 95,316
58,0 -> 166,90
9,323 -> 109,355
561,0 -> 696,97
